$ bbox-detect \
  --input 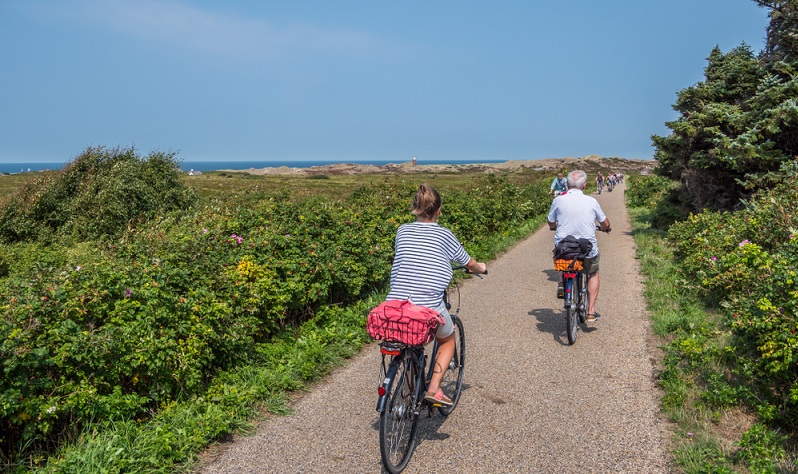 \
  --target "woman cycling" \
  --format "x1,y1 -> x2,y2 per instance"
386,184 -> 487,406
